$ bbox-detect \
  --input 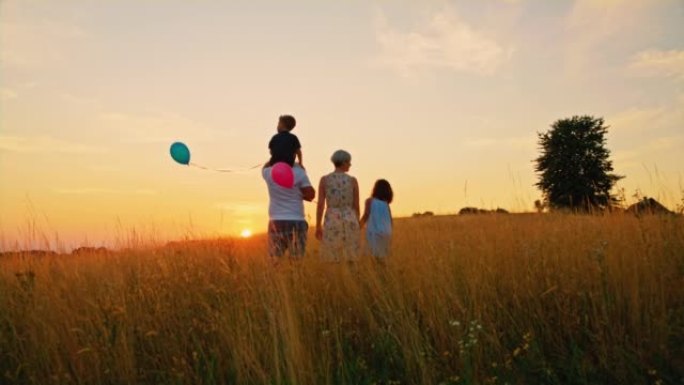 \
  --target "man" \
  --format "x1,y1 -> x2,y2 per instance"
263,163 -> 315,258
